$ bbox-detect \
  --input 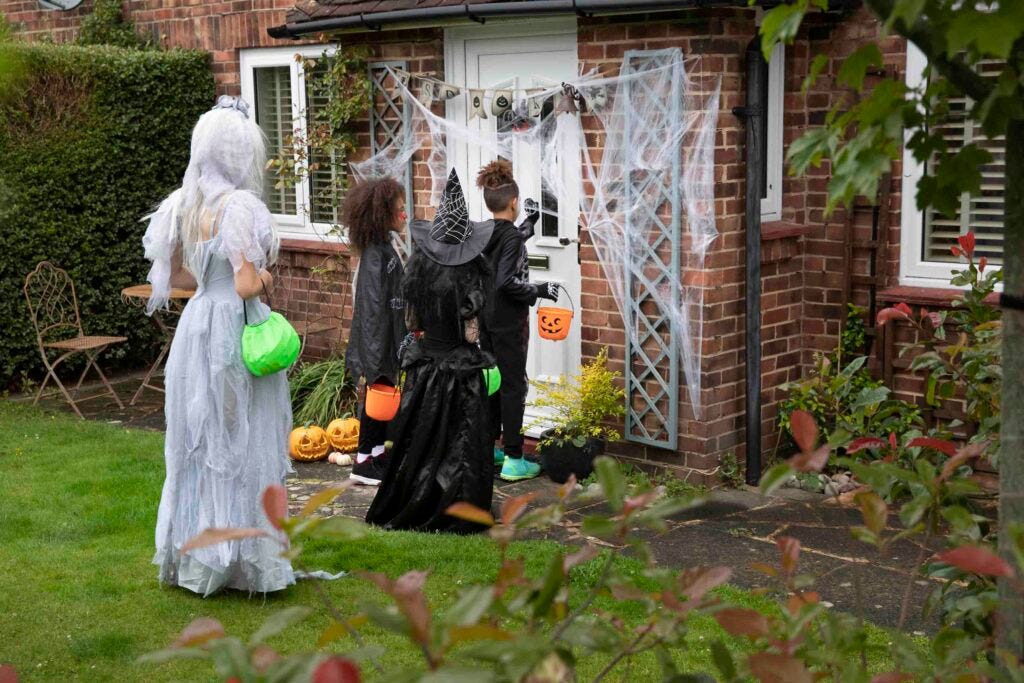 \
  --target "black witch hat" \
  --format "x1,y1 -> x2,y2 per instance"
410,169 -> 494,266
